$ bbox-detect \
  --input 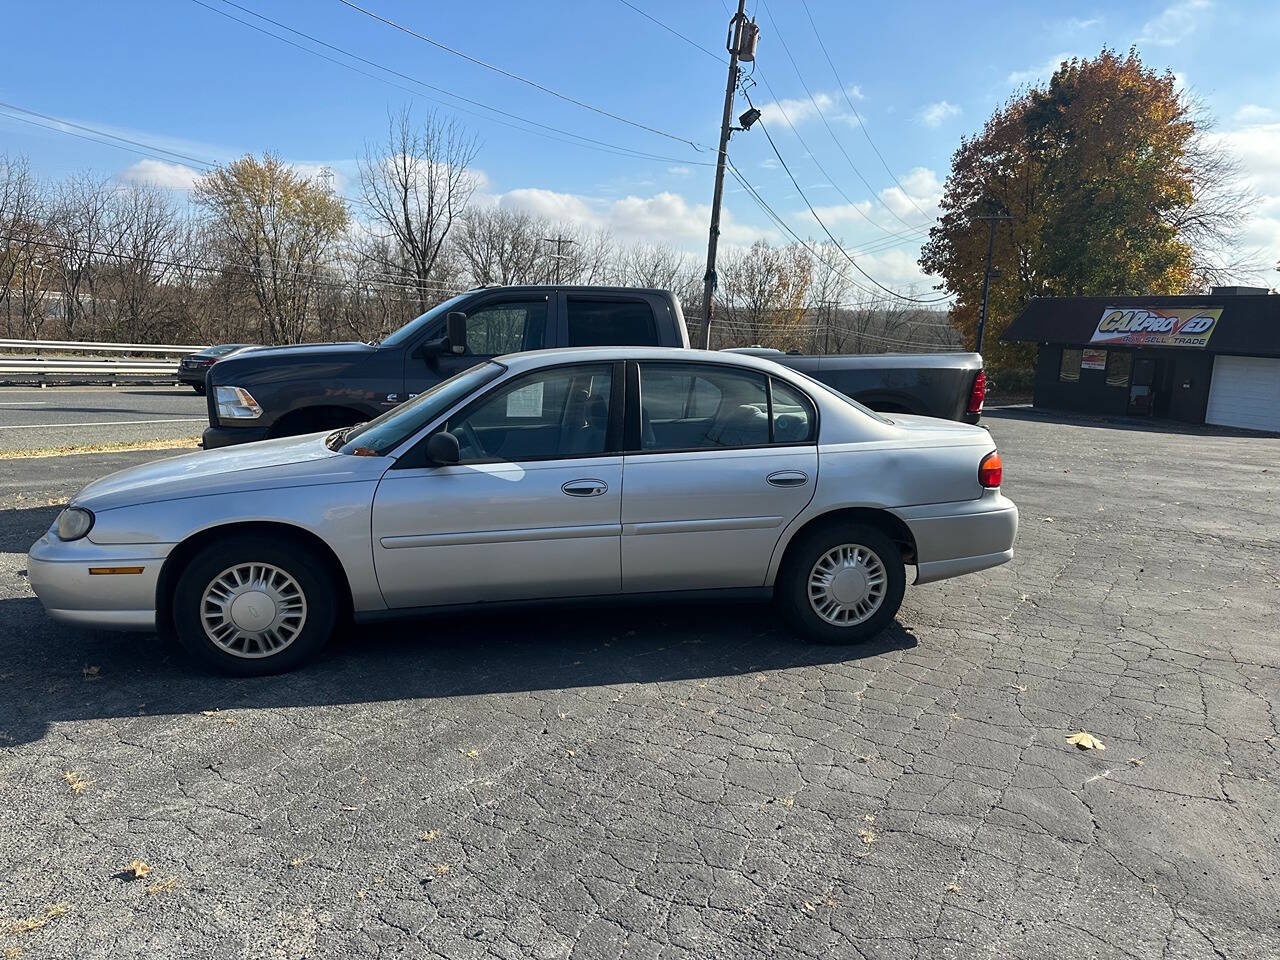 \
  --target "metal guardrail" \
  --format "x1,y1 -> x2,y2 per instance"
0,338 -> 208,381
